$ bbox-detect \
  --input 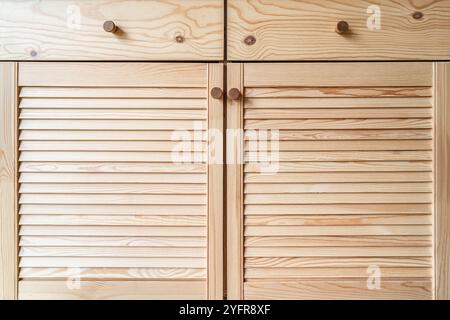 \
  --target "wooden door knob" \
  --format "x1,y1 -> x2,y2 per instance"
103,21 -> 118,33
210,87 -> 223,99
336,21 -> 350,34
228,88 -> 241,100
